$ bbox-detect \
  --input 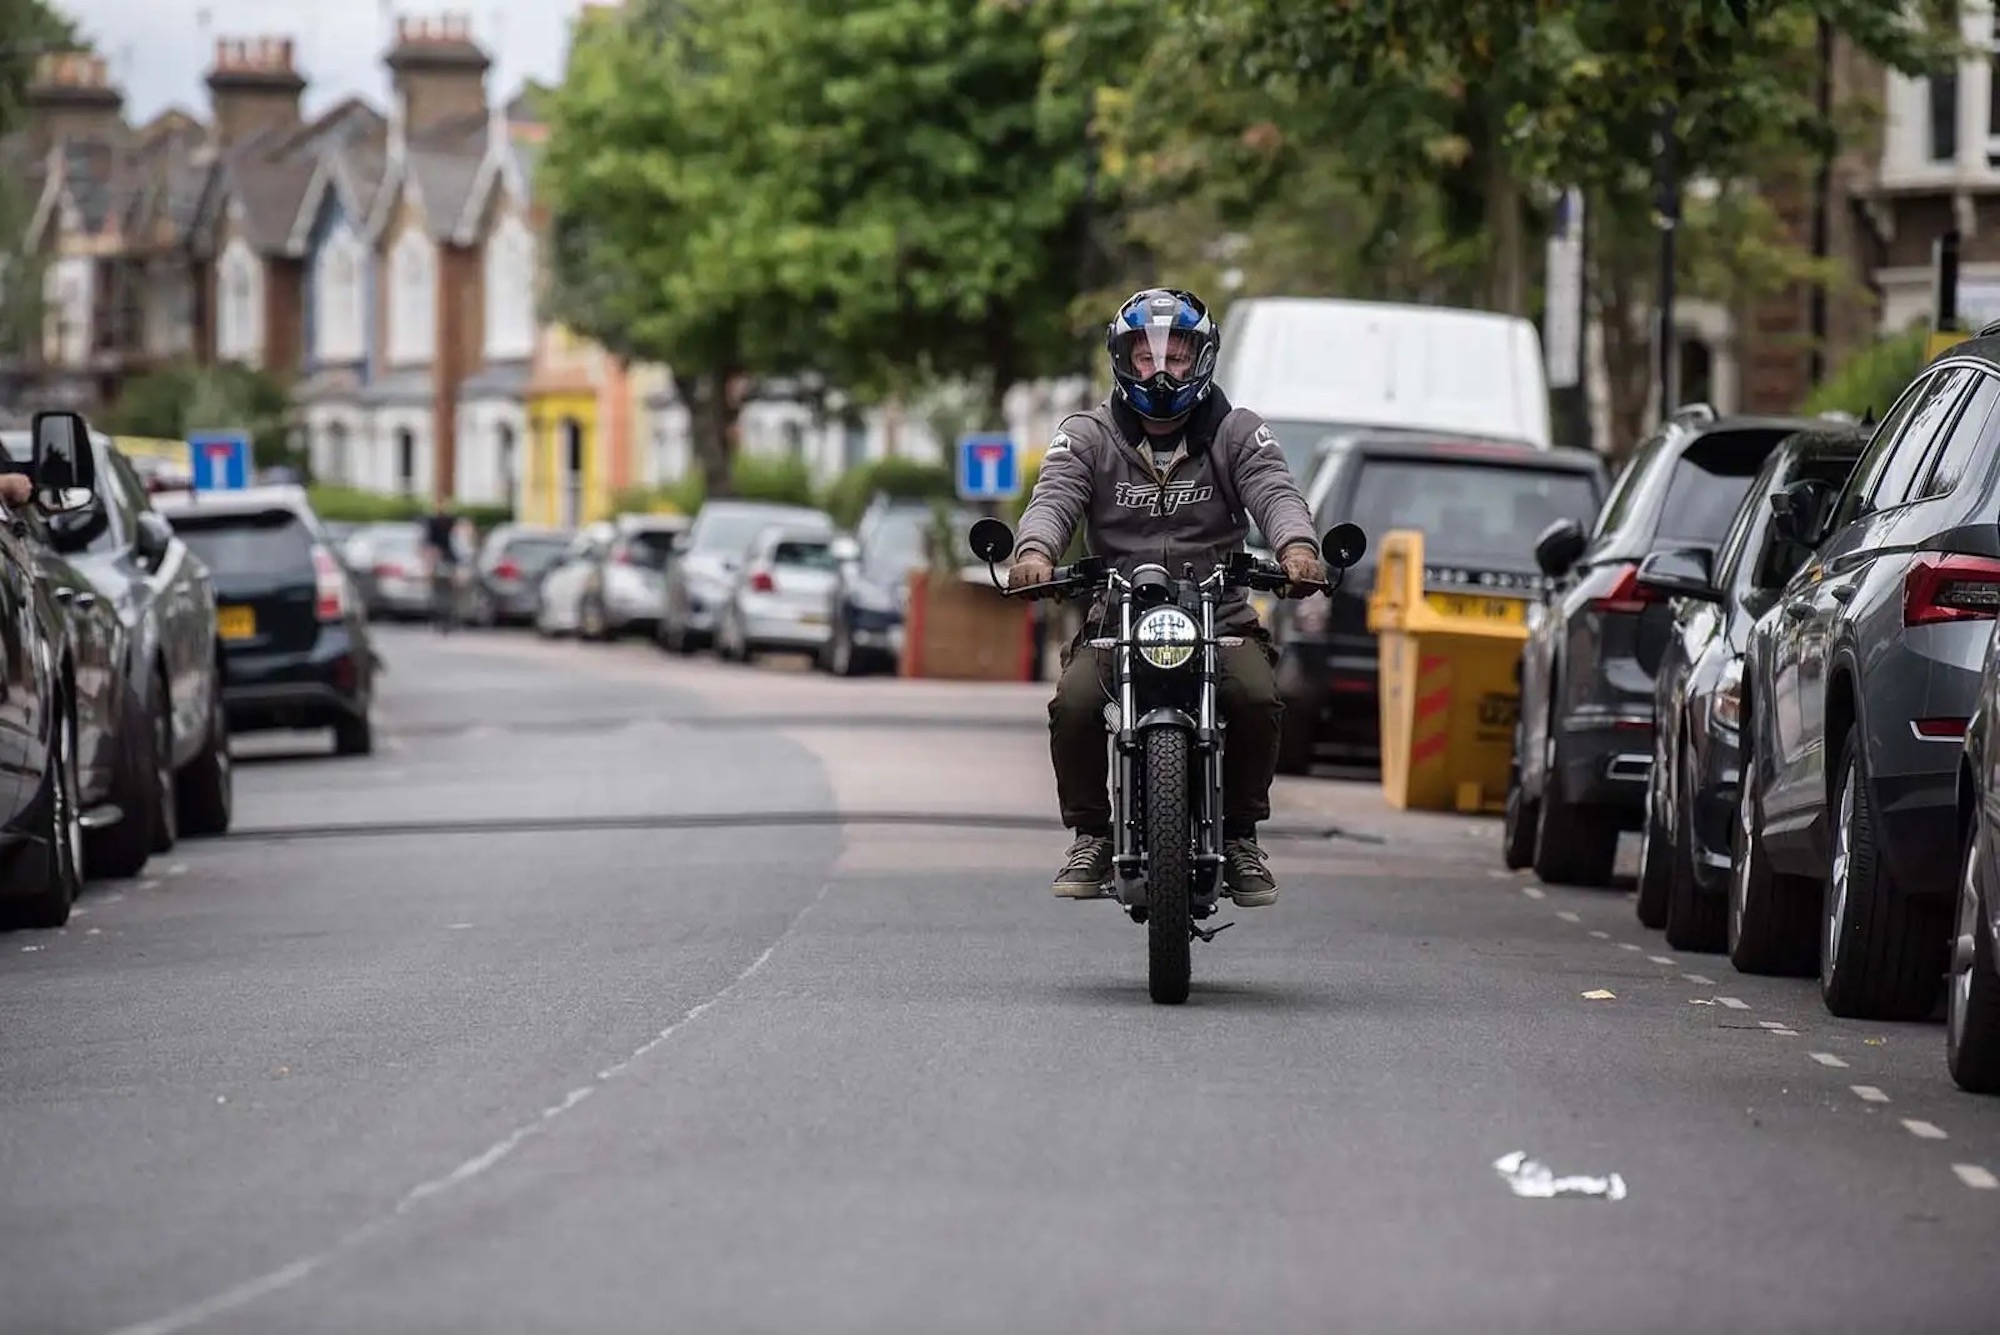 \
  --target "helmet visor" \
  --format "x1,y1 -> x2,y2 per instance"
1111,321 -> 1200,385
